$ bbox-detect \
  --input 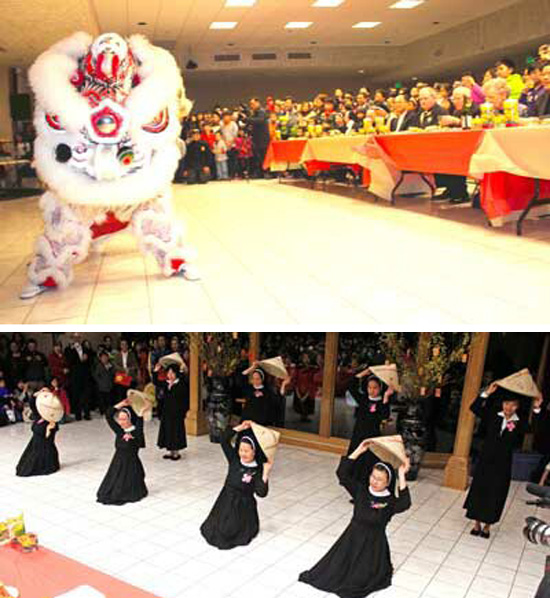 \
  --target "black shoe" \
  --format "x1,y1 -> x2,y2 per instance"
480,530 -> 490,539
84,415 -> 91,421
470,528 -> 481,537
163,454 -> 172,459
170,454 -> 181,461
450,196 -> 470,205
